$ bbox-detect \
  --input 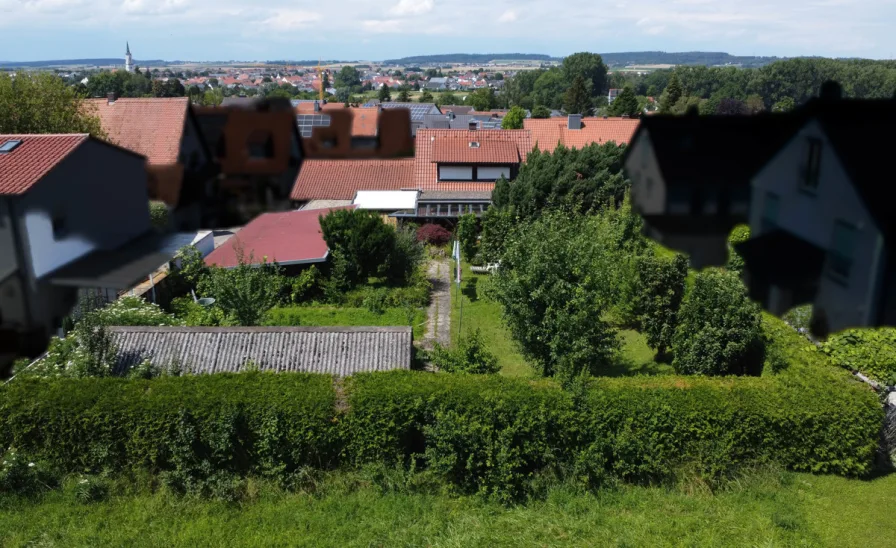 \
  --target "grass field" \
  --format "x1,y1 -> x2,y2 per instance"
2,469 -> 893,547
448,264 -> 675,378
449,266 -> 534,377
265,306 -> 427,340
